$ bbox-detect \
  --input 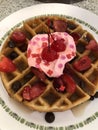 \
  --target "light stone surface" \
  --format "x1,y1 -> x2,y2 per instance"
0,0 -> 98,21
